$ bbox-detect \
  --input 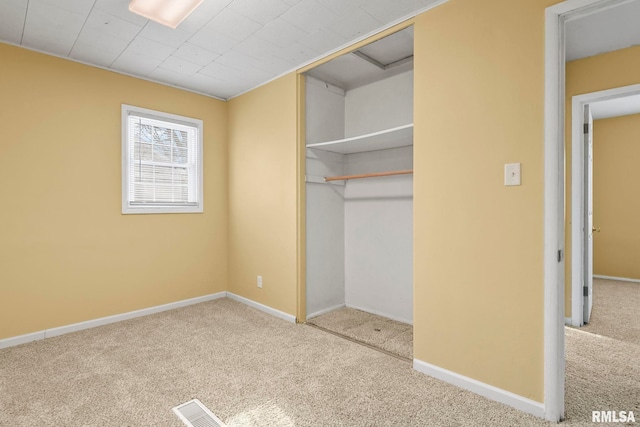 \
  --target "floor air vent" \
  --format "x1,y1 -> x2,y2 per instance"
172,399 -> 226,427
